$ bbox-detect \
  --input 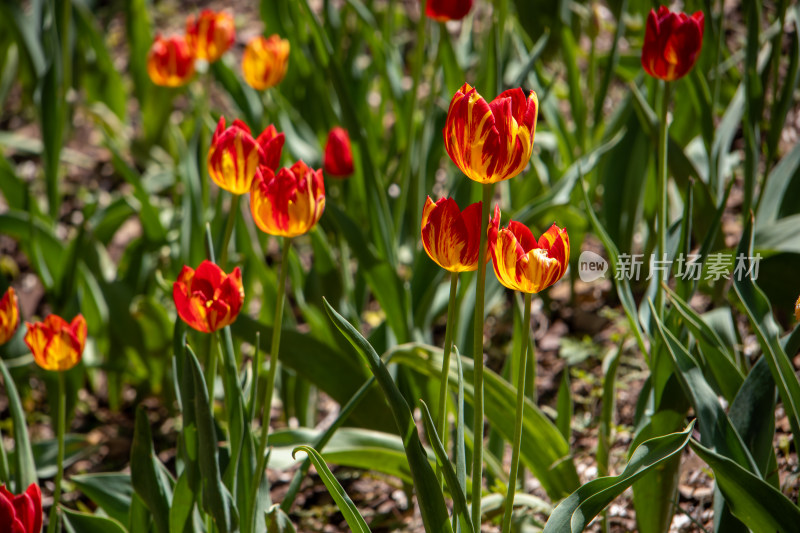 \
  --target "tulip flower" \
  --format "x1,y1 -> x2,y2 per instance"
421,197 -> 498,272
173,261 -> 244,334
0,287 -> 19,345
323,127 -> 355,178
426,0 -> 473,21
0,483 -> 42,533
795,295 -> 800,322
256,124 -> 286,173
147,34 -> 195,87
25,314 -> 87,372
489,208 -> 569,293
242,35 -> 290,90
207,117 -> 266,195
250,161 -> 325,238
186,9 -> 236,63
444,83 -> 538,184
641,6 -> 704,81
